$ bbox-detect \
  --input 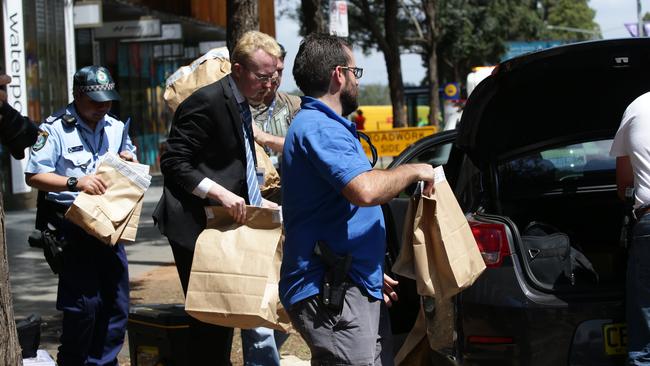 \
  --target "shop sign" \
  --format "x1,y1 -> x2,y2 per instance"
360,127 -> 437,158
121,23 -> 182,43
73,1 -> 102,28
94,19 -> 161,39
3,0 -> 31,193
